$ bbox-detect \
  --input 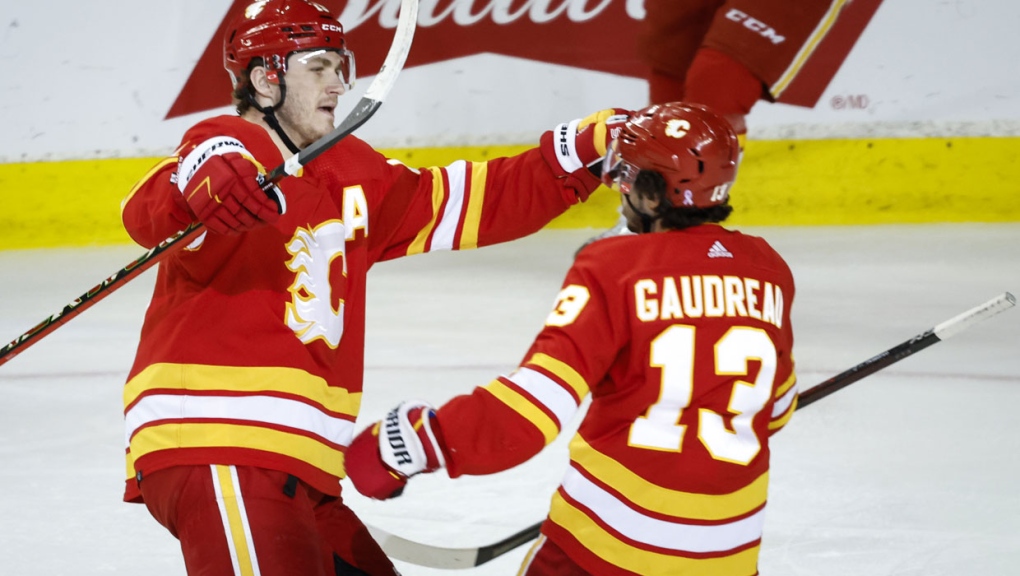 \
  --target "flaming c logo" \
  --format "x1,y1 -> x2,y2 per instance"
665,119 -> 691,139
167,0 -> 881,119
